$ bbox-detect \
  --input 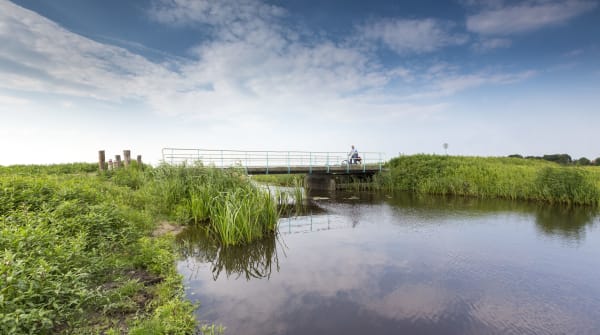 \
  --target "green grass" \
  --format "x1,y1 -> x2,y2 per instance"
384,155 -> 600,206
143,164 -> 282,246
250,174 -> 304,187
1,162 -> 282,334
